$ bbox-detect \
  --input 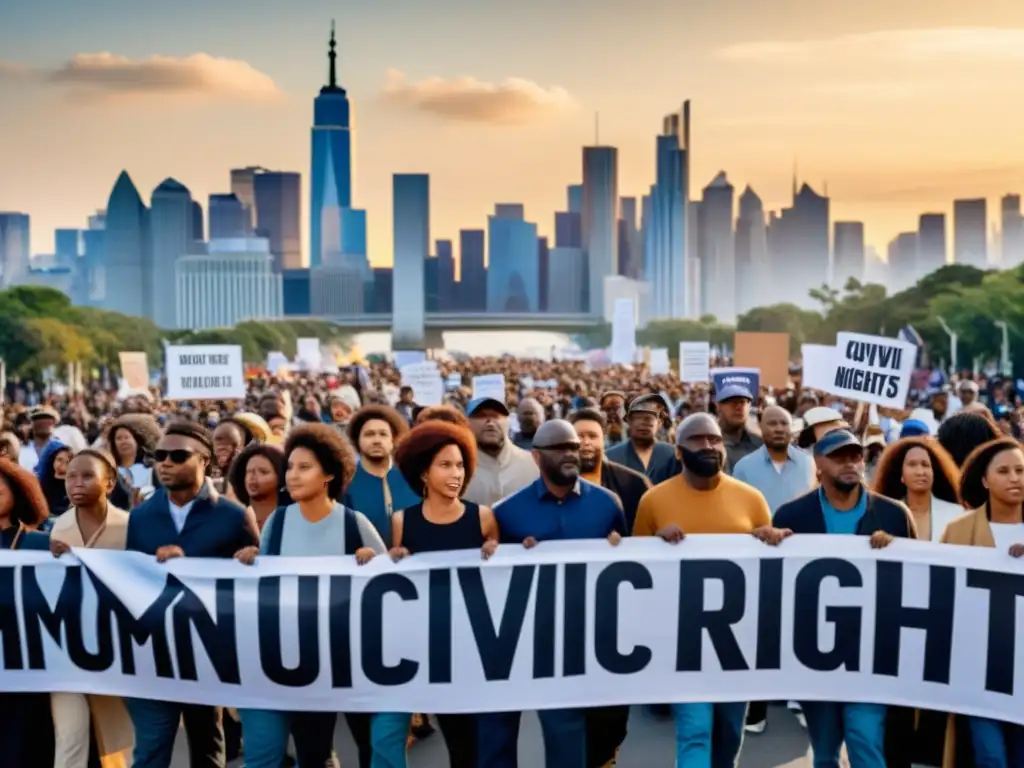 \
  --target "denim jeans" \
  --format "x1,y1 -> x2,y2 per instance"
476,709 -> 587,768
670,702 -> 747,767
969,717 -> 1024,768
801,702 -> 887,768
370,713 -> 411,768
125,698 -> 225,768
237,708 -> 338,768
